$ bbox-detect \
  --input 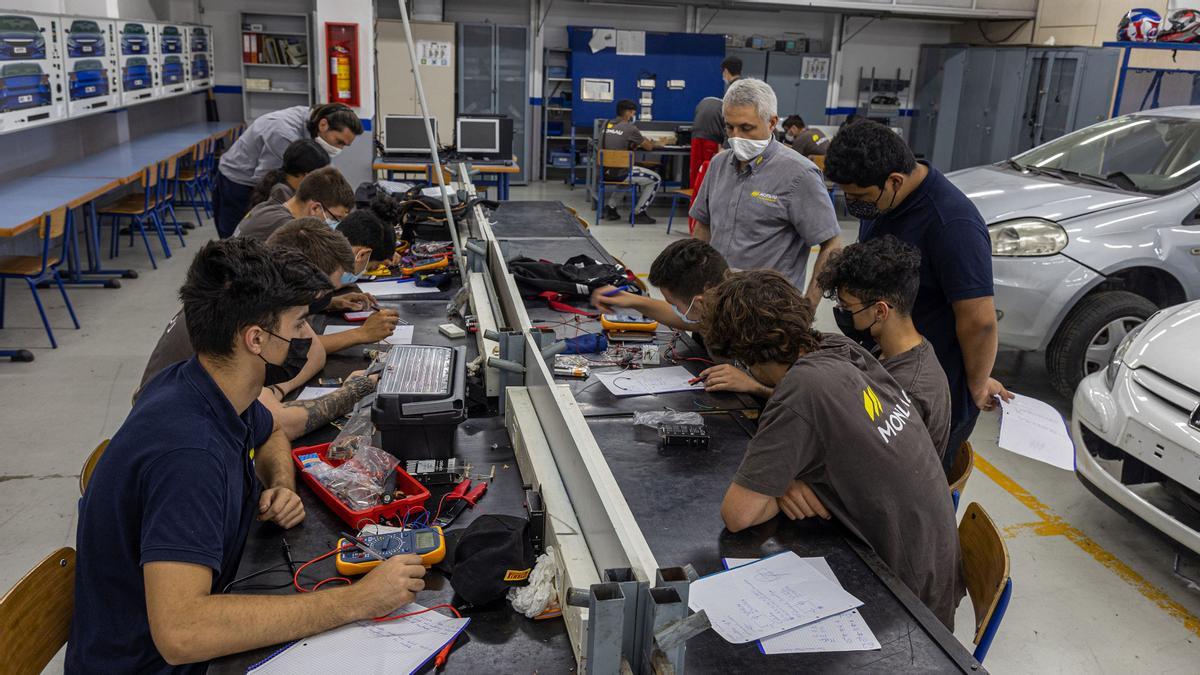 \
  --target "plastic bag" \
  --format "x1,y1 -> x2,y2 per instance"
303,445 -> 399,511
328,406 -> 374,460
508,546 -> 559,618
633,410 -> 703,429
